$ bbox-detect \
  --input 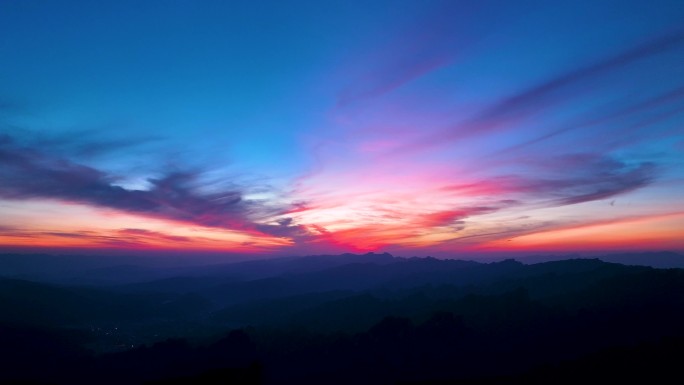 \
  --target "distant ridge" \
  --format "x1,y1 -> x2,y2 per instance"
0,251 -> 682,285
597,251 -> 684,268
